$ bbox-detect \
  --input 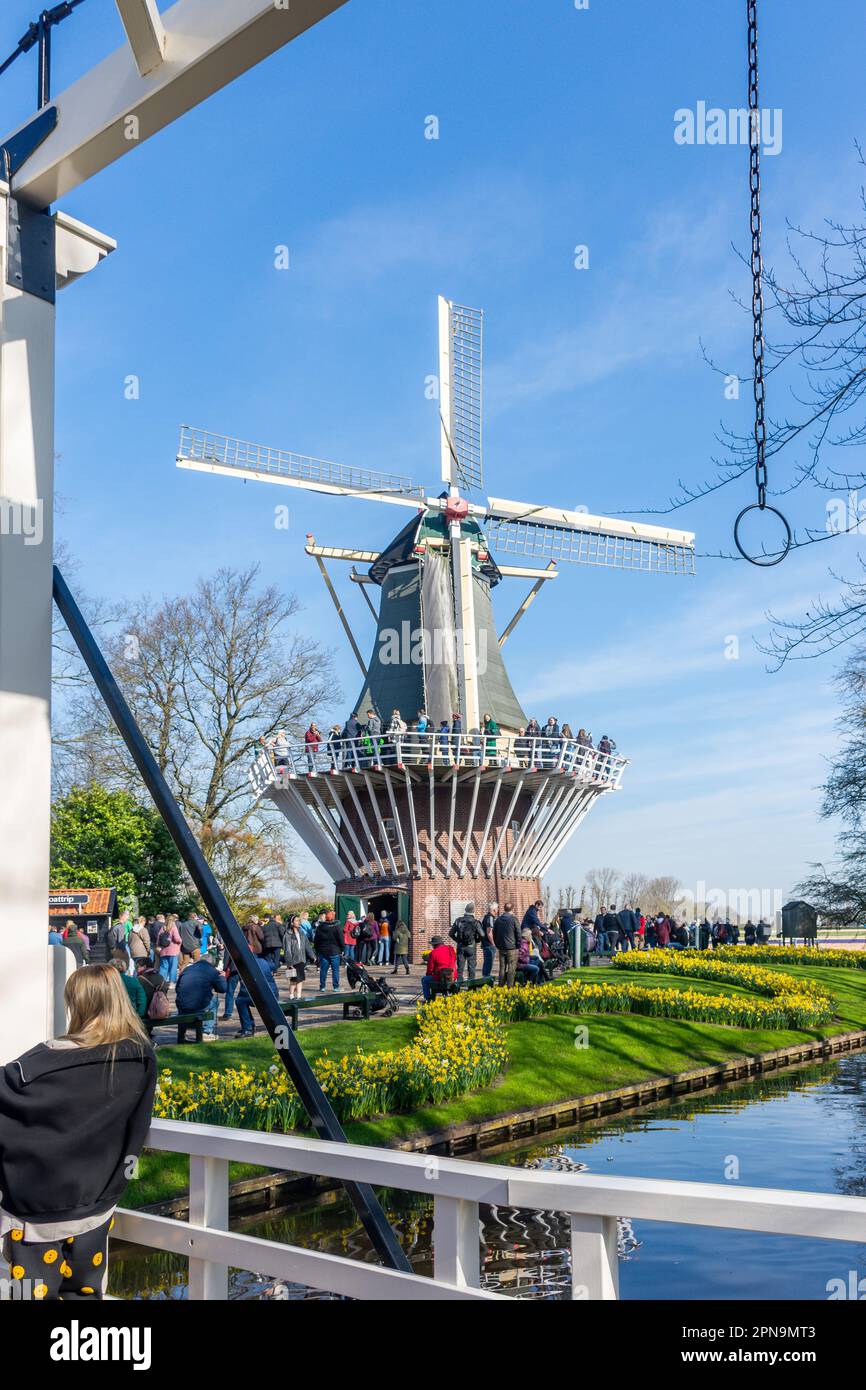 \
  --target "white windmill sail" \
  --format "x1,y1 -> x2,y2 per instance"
176,425 -> 424,508
438,297 -> 483,493
485,497 -> 696,575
